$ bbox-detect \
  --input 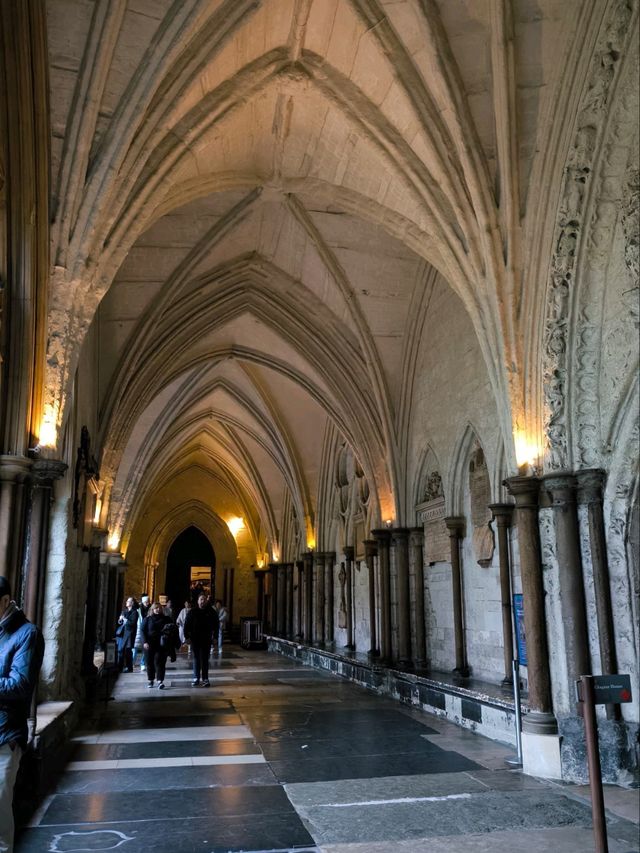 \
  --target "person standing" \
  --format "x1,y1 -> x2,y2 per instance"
184,595 -> 217,687
116,597 -> 138,672
141,602 -> 171,689
139,594 -> 150,618
0,576 -> 44,853
214,600 -> 229,654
